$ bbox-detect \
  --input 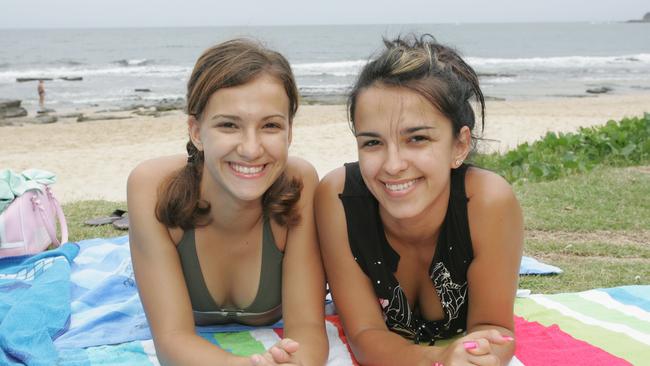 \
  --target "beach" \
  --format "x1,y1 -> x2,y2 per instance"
1,93 -> 648,203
